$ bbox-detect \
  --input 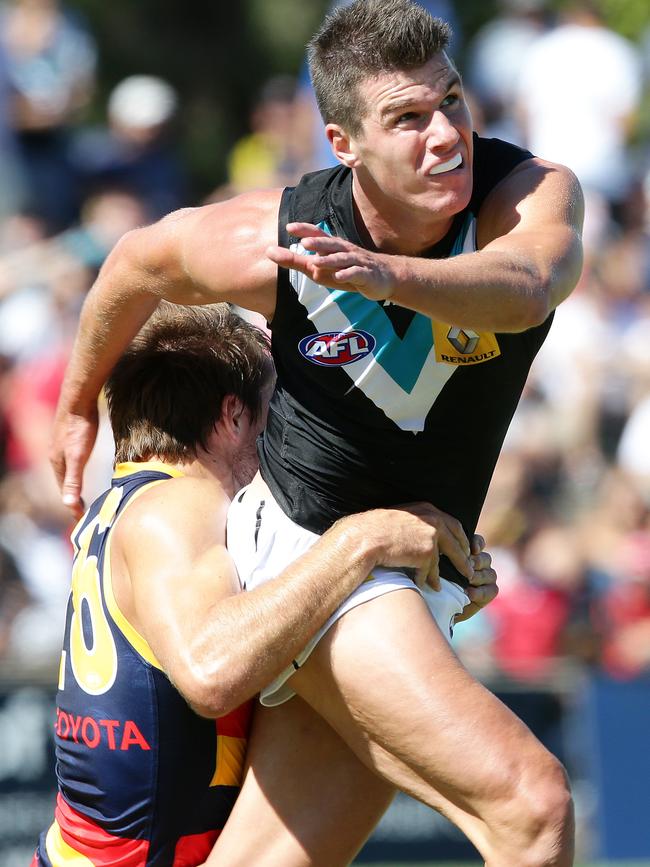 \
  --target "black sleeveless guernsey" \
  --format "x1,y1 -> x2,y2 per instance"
259,134 -> 551,586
